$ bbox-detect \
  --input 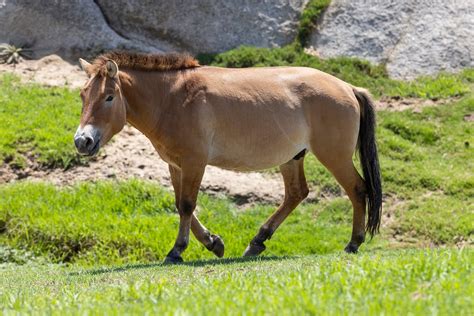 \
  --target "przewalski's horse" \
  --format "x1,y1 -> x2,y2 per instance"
74,52 -> 382,263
